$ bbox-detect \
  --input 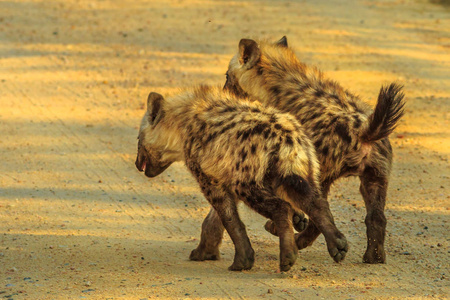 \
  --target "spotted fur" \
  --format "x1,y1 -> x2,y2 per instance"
224,37 -> 405,264
135,85 -> 348,271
